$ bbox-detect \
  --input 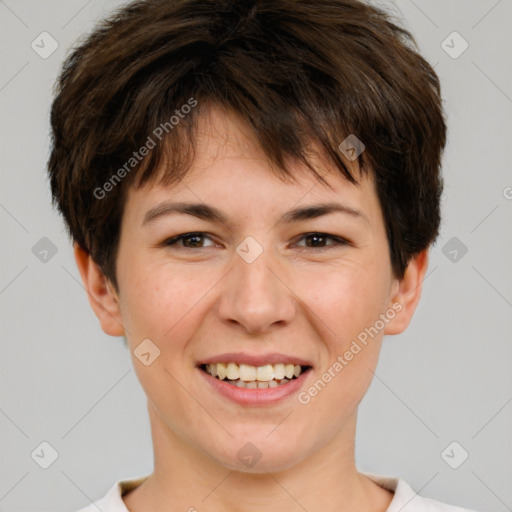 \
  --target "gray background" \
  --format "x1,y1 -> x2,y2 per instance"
1,0 -> 511,510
